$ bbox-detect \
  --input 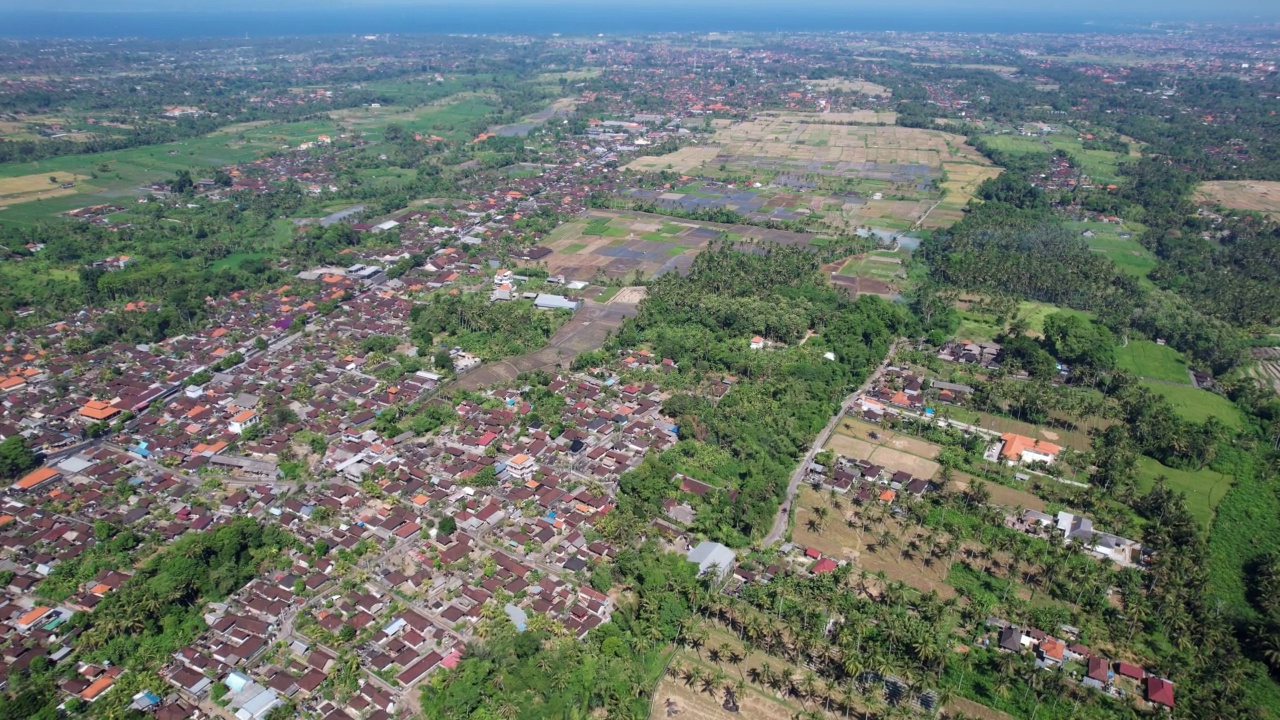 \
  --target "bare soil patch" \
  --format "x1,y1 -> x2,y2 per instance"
1194,180 -> 1280,217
